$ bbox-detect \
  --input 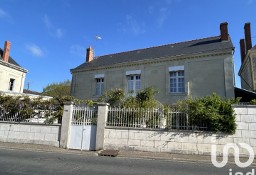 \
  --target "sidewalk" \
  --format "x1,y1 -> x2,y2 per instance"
0,142 -> 255,166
